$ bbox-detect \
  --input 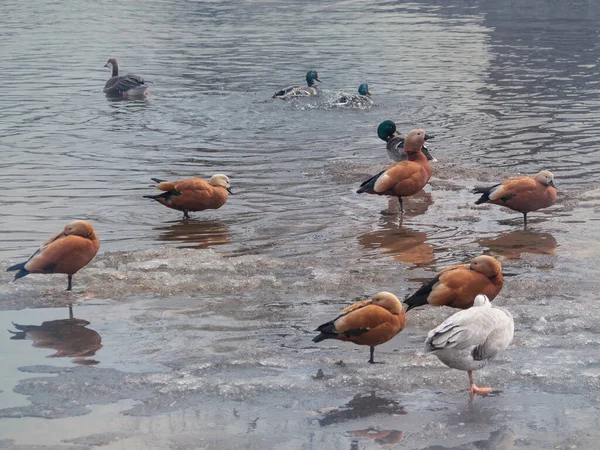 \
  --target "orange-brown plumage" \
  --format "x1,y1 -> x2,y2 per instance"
7,220 -> 100,290
145,174 -> 232,219
313,292 -> 406,363
473,170 -> 557,226
357,129 -> 434,212
405,255 -> 503,311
